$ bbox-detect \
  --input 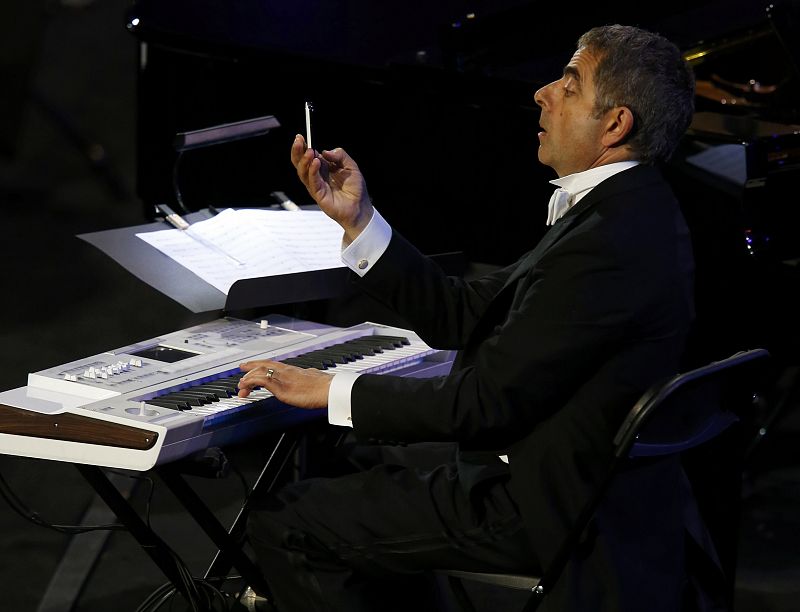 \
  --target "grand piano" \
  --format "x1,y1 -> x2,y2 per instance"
125,0 -> 800,360
663,0 -> 800,365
